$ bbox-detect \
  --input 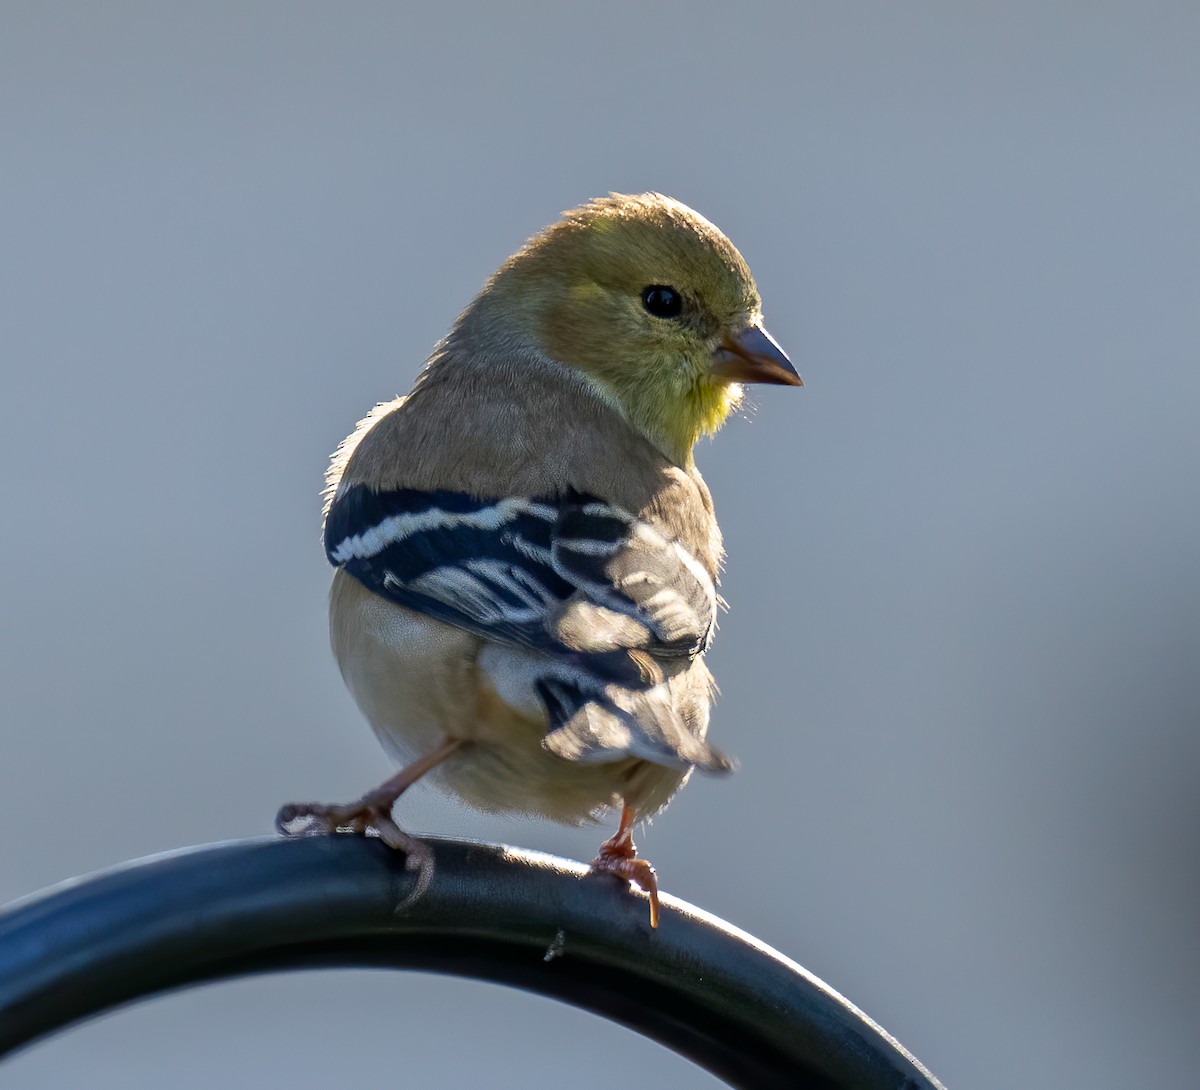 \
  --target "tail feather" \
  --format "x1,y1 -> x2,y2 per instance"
535,677 -> 733,774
